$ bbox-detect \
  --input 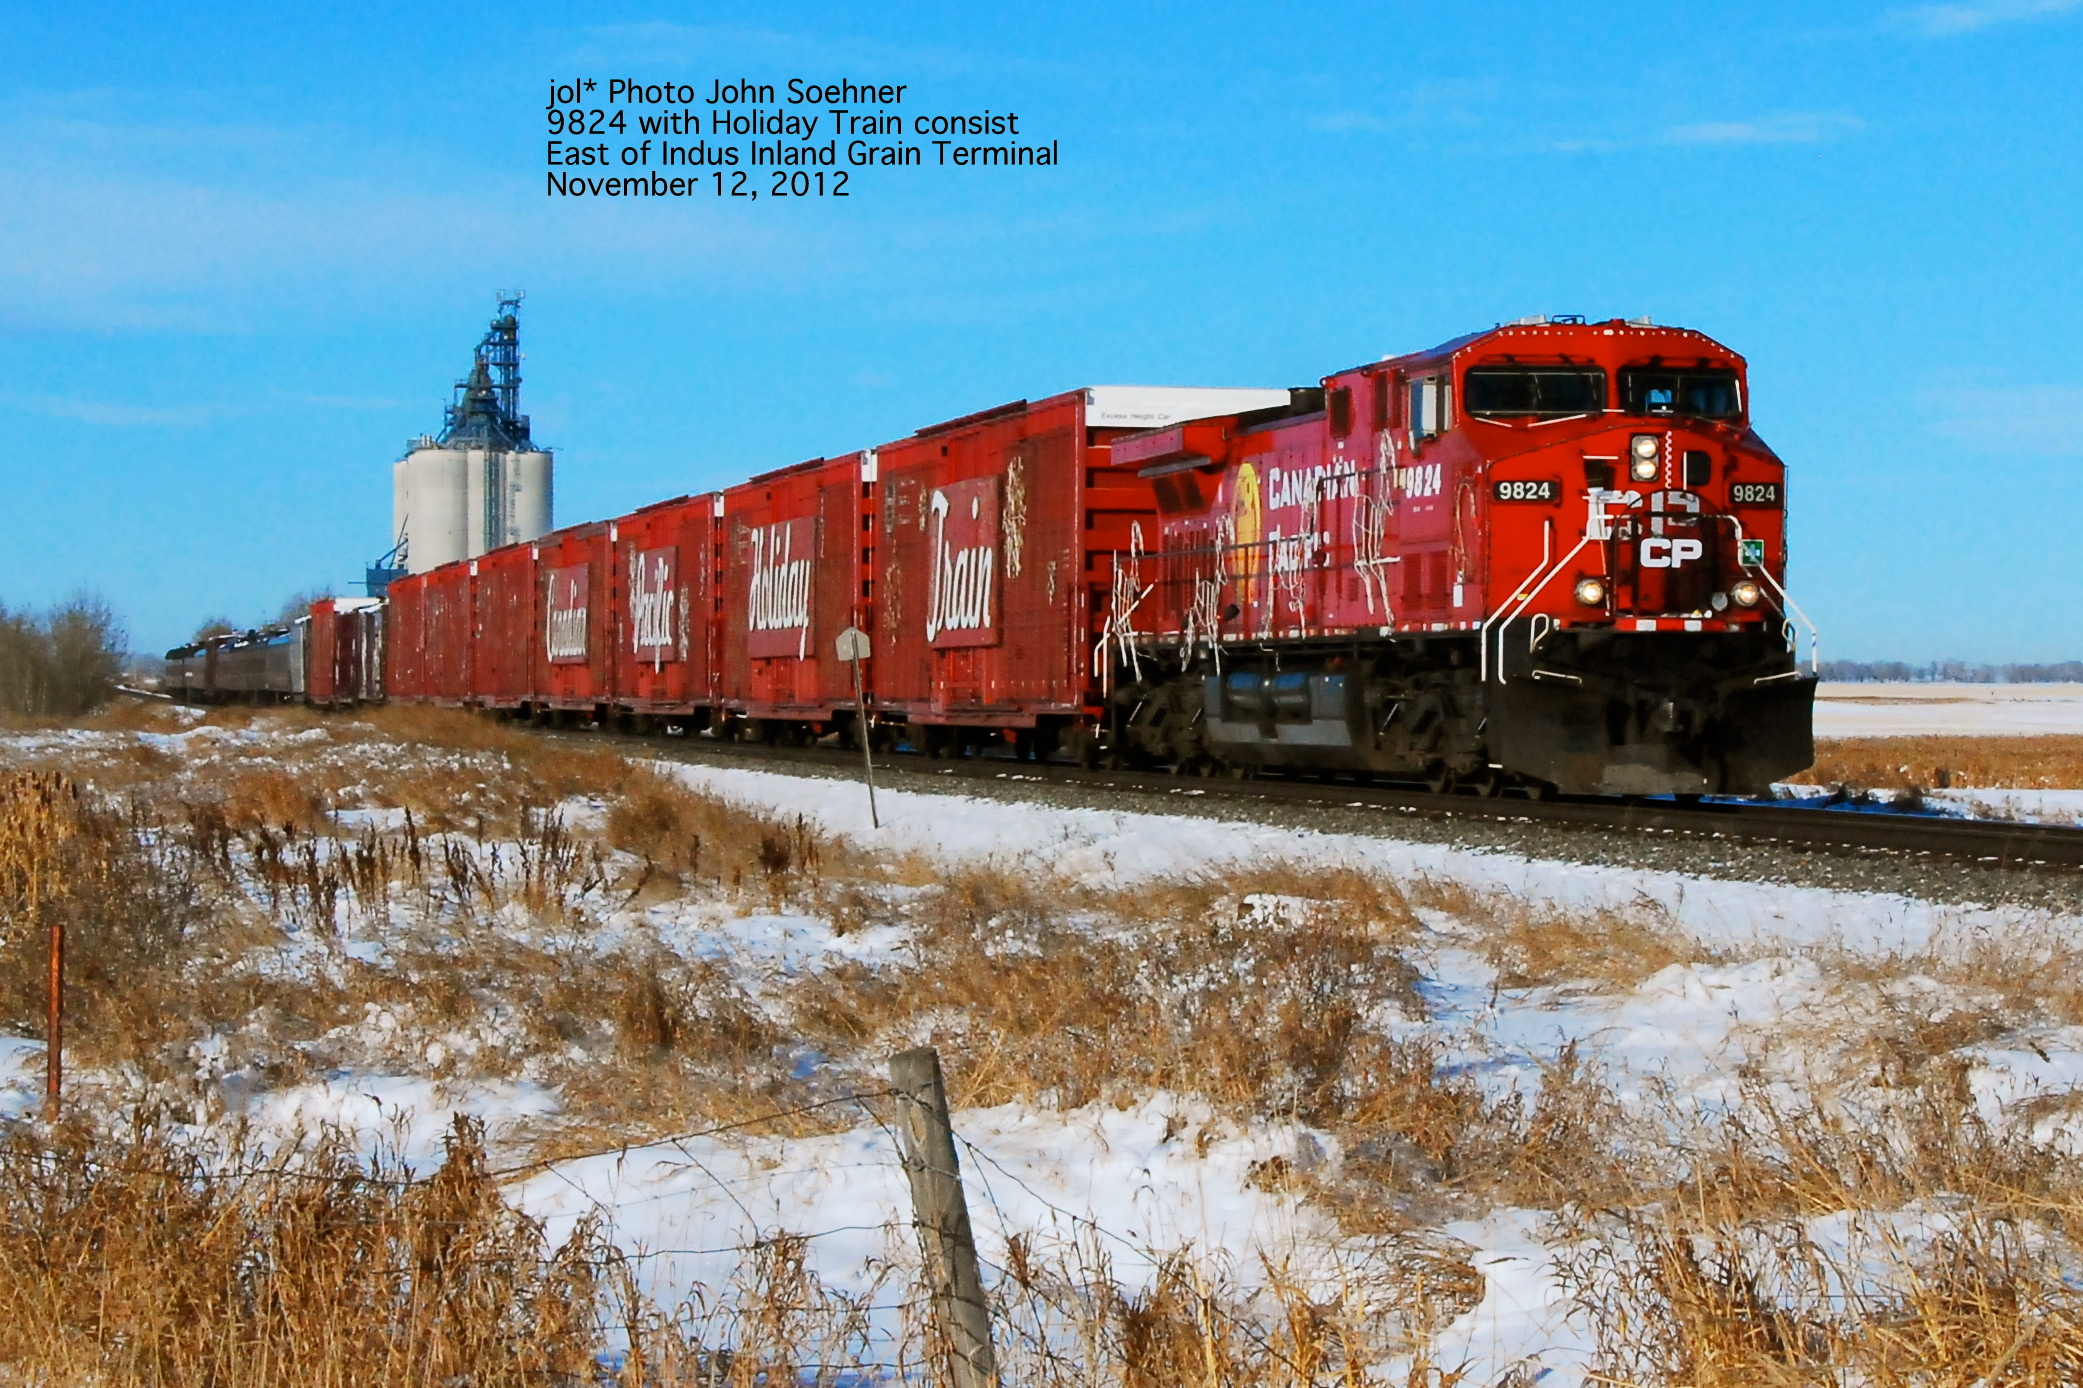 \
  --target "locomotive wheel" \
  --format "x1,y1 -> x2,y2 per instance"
1424,766 -> 1455,795
1522,779 -> 1557,802
1470,769 -> 1503,798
